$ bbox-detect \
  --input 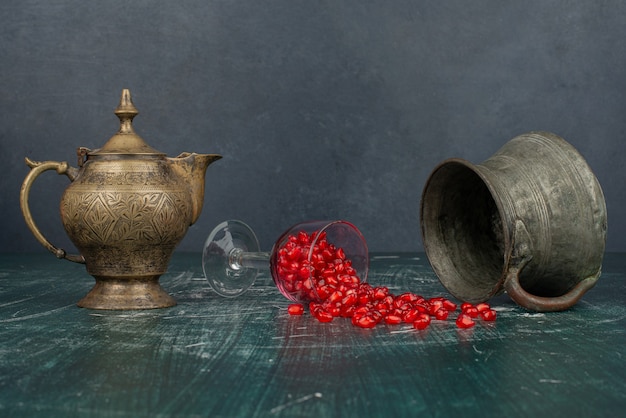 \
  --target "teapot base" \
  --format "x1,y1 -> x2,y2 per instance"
77,275 -> 176,310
